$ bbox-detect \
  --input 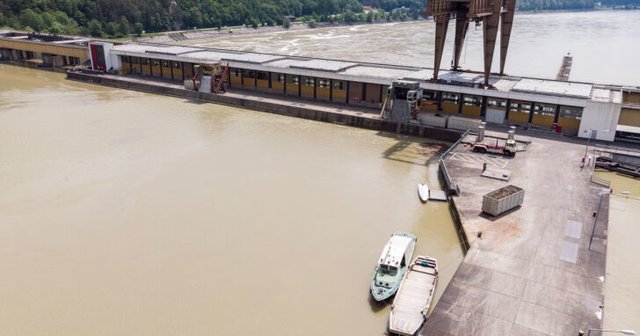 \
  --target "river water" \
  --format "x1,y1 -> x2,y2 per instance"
0,64 -> 463,335
183,10 -> 640,86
